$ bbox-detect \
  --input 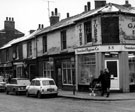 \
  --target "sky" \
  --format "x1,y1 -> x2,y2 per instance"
0,0 -> 134,35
